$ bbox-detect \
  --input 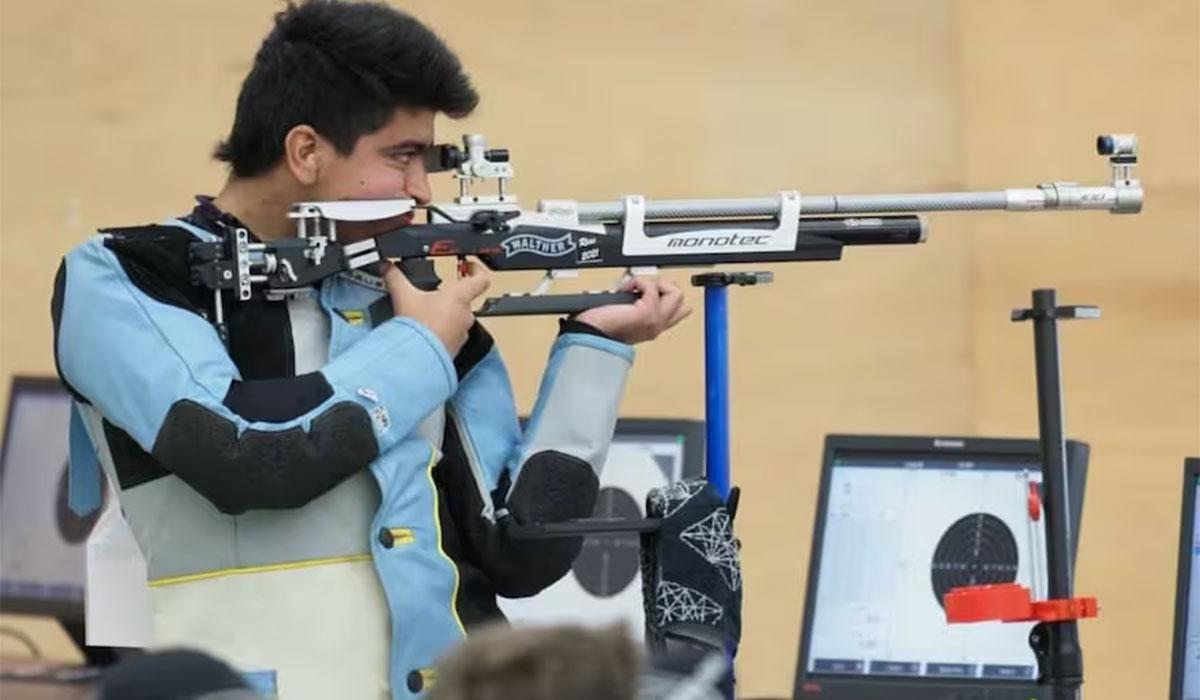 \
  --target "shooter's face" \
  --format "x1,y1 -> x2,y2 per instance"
315,107 -> 435,204
311,107 -> 436,241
